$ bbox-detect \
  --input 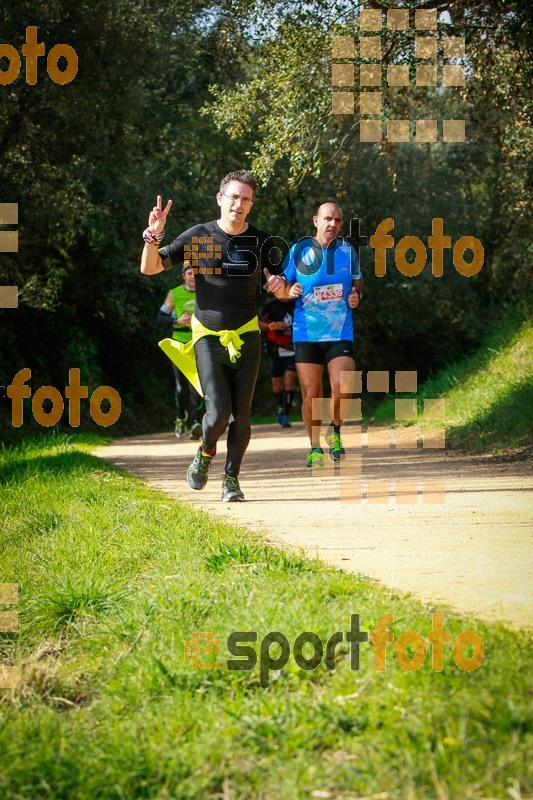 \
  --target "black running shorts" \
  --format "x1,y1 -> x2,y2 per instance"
294,340 -> 354,365
267,344 -> 297,378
